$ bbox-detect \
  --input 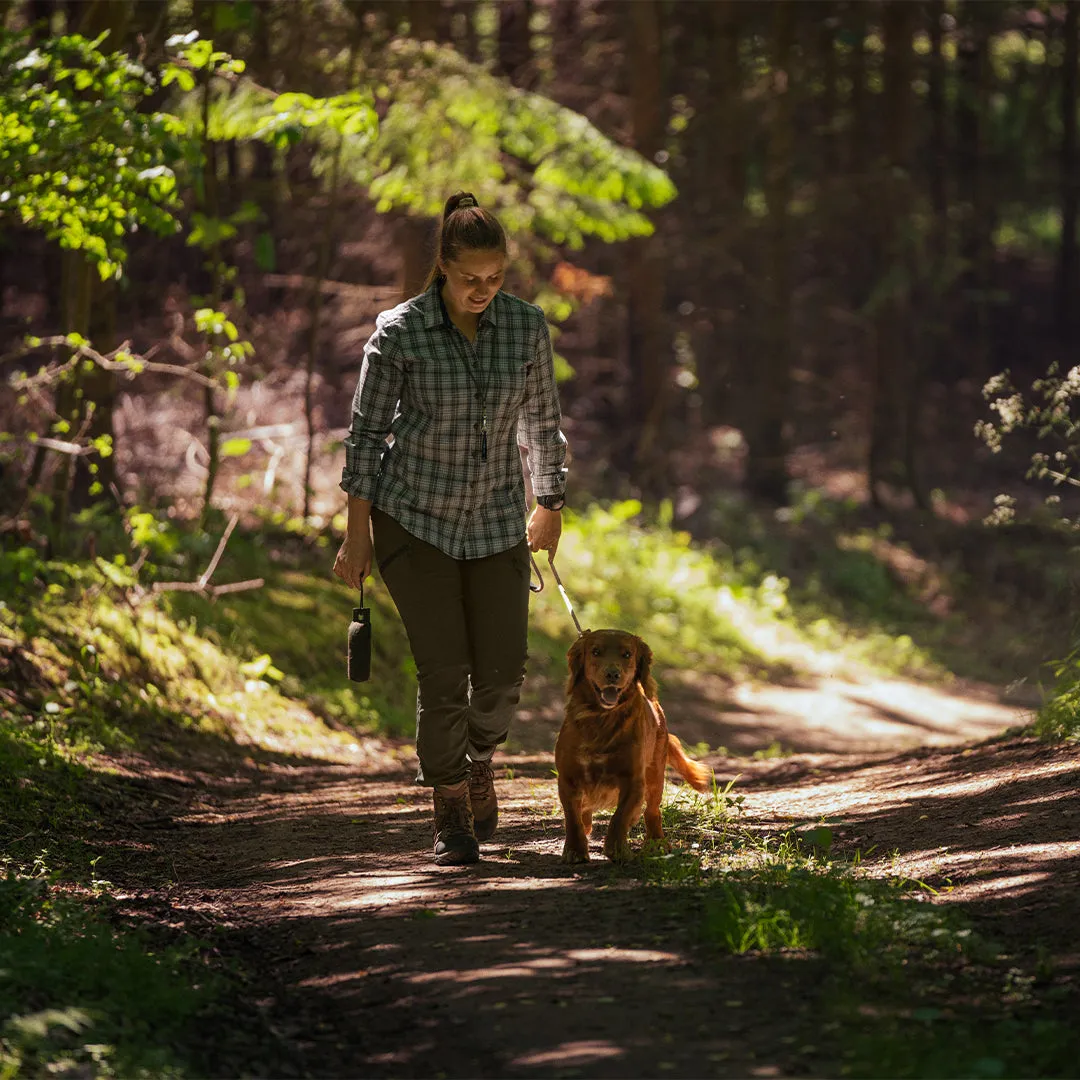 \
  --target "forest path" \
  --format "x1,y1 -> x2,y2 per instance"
143,671 -> 1080,1078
